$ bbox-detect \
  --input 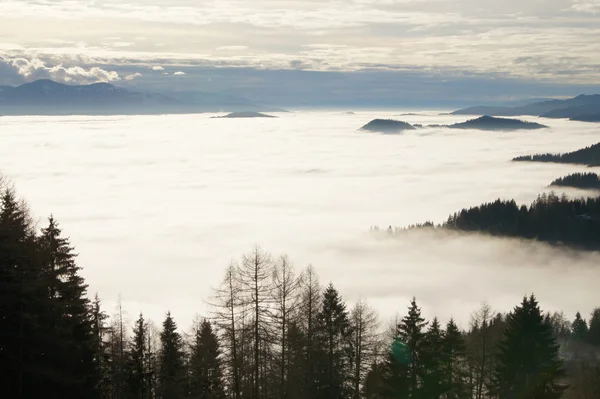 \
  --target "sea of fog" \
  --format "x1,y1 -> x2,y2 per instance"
1,110 -> 600,330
